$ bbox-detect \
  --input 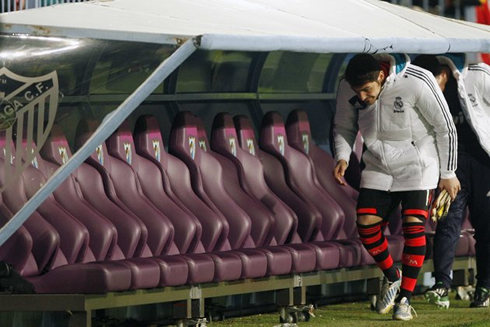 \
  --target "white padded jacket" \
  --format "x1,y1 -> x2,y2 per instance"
334,53 -> 457,192
438,54 -> 490,158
